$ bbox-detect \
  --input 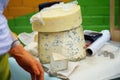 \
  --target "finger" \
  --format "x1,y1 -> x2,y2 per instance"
31,73 -> 35,80
36,75 -> 40,80
40,71 -> 44,80
32,64 -> 40,75
36,62 -> 44,75
36,62 -> 44,80
36,72 -> 44,80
